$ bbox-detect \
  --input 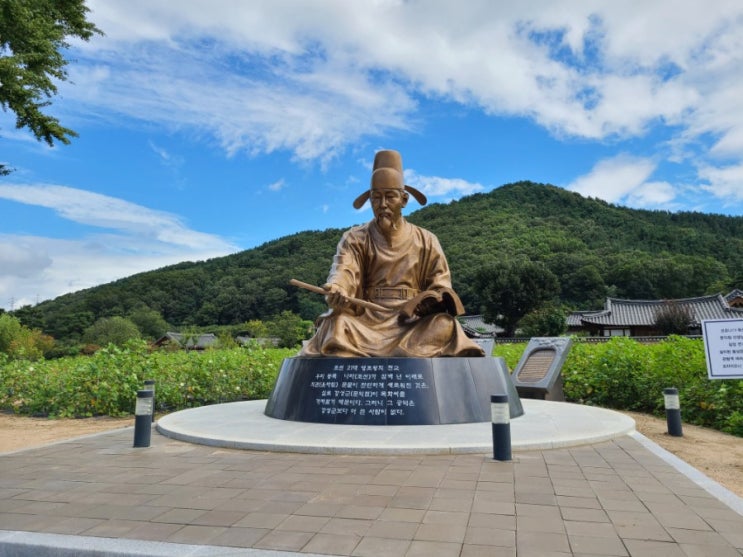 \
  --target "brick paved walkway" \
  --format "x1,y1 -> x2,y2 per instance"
1,428 -> 742,556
